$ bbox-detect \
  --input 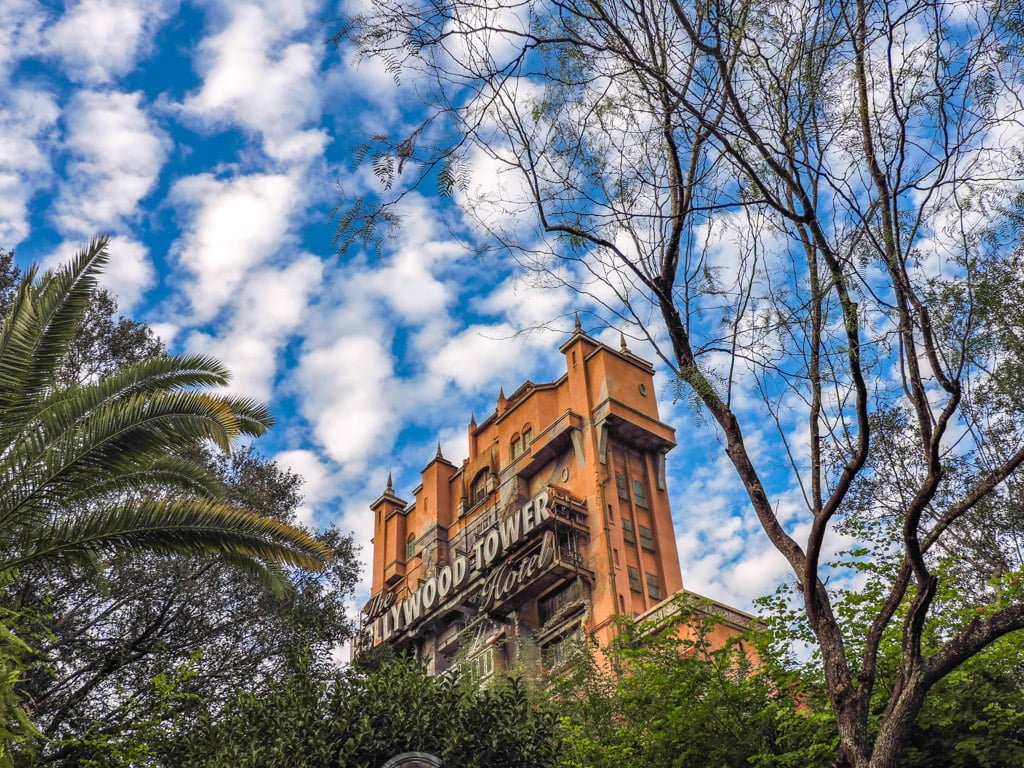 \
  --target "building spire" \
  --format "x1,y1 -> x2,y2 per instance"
469,412 -> 476,428
385,470 -> 393,492
620,330 -> 629,353
574,310 -> 582,331
435,440 -> 444,460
